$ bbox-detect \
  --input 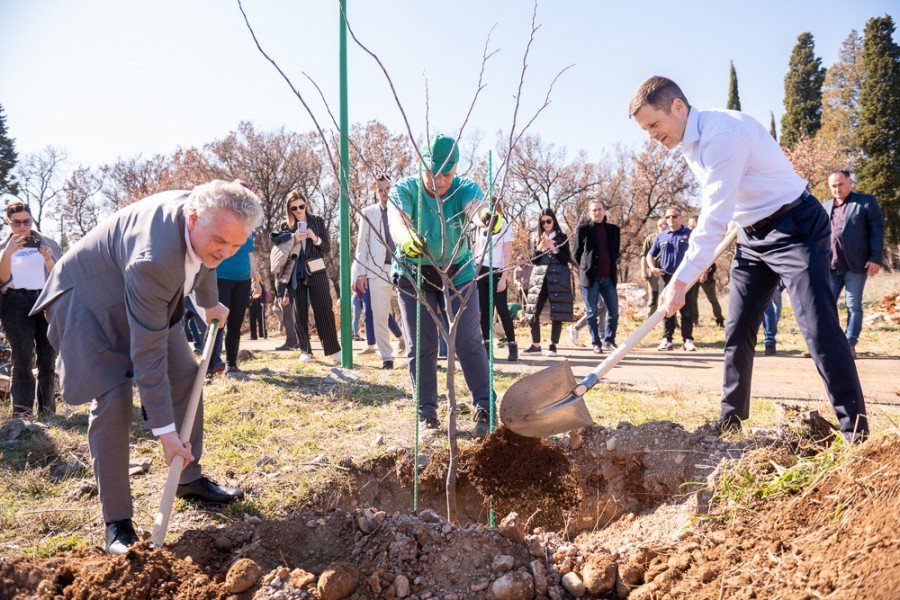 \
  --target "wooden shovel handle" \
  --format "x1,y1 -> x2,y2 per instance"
151,319 -> 220,547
